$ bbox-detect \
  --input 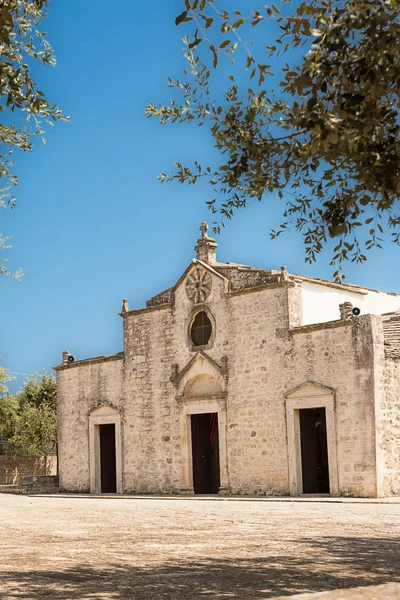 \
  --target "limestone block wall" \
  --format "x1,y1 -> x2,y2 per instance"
57,264 -> 386,497
121,268 -> 233,493
122,307 -> 181,493
0,455 -> 57,485
380,357 -> 400,495
57,356 -> 124,492
289,316 -> 379,497
224,284 -> 294,495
